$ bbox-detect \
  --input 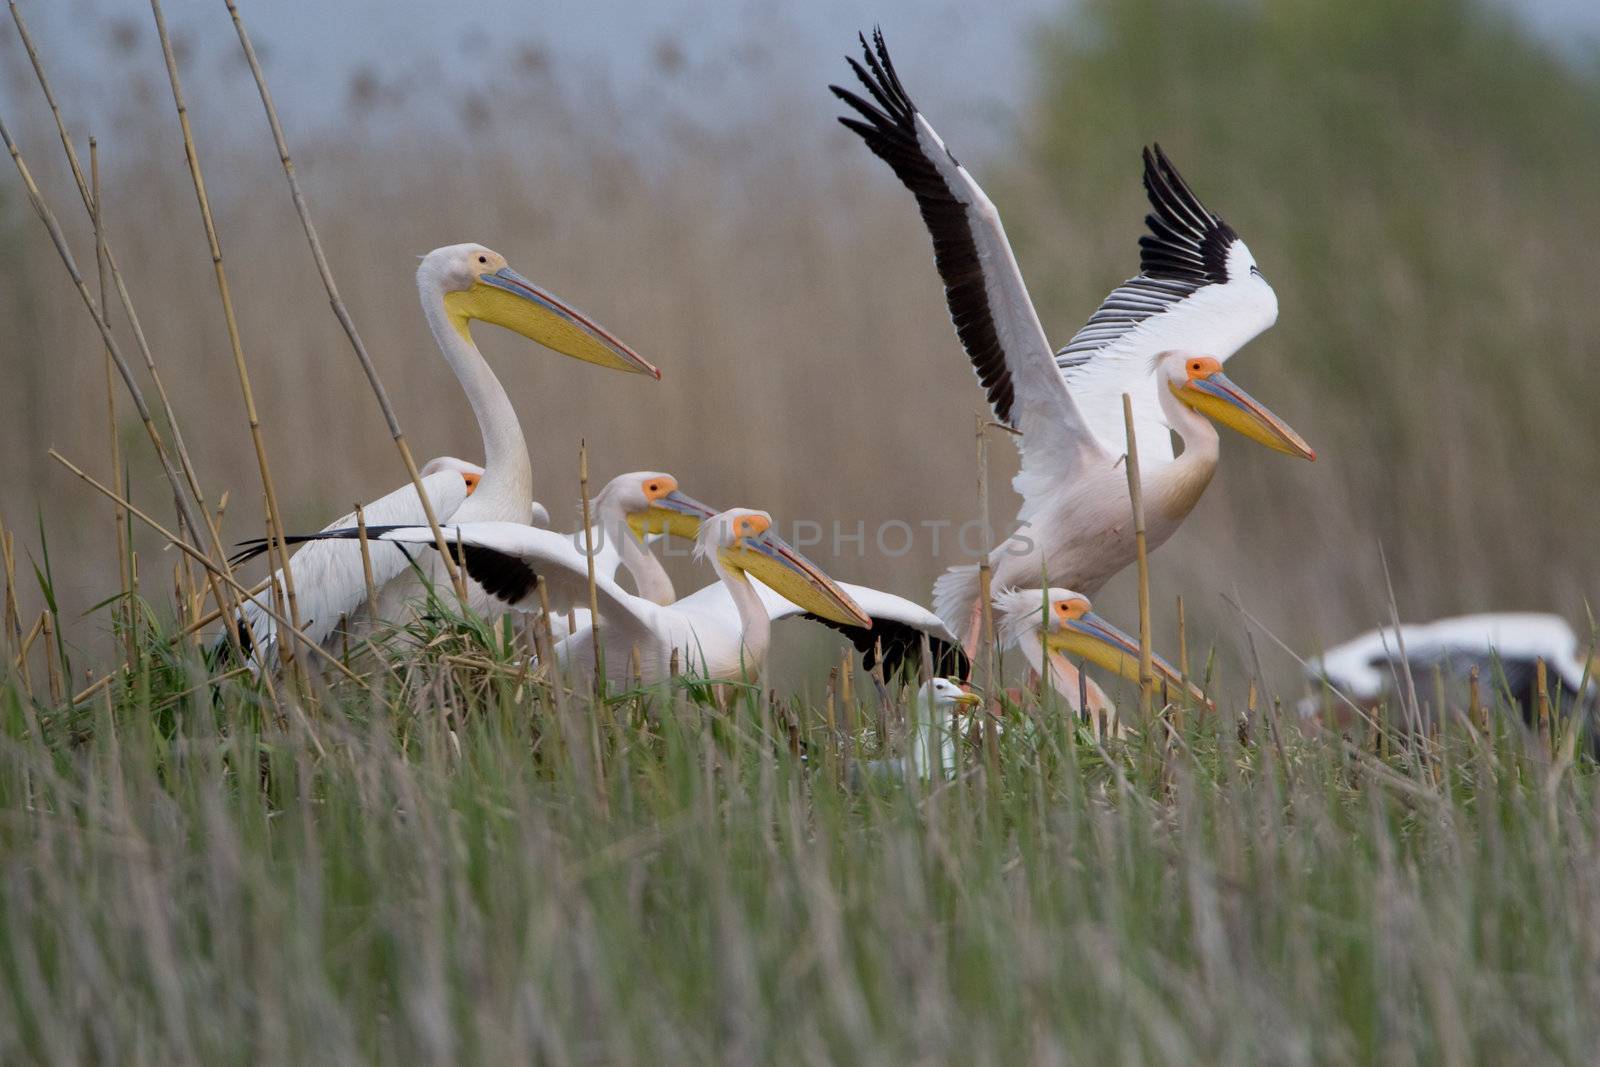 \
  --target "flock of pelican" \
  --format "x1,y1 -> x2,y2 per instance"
225,30 -> 1589,763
